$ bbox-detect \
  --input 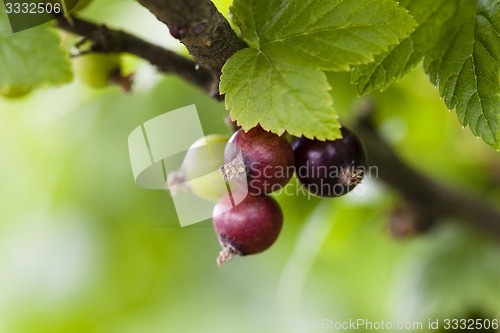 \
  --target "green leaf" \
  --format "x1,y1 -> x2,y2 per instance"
231,0 -> 416,71
352,0 -> 500,149
0,15 -> 73,95
426,0 -> 500,149
222,0 -> 415,139
352,0 -> 455,93
220,48 -> 339,139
